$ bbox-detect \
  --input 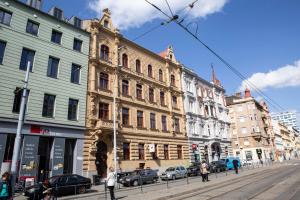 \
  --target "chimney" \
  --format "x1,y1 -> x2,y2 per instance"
245,88 -> 251,98
27,0 -> 43,10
